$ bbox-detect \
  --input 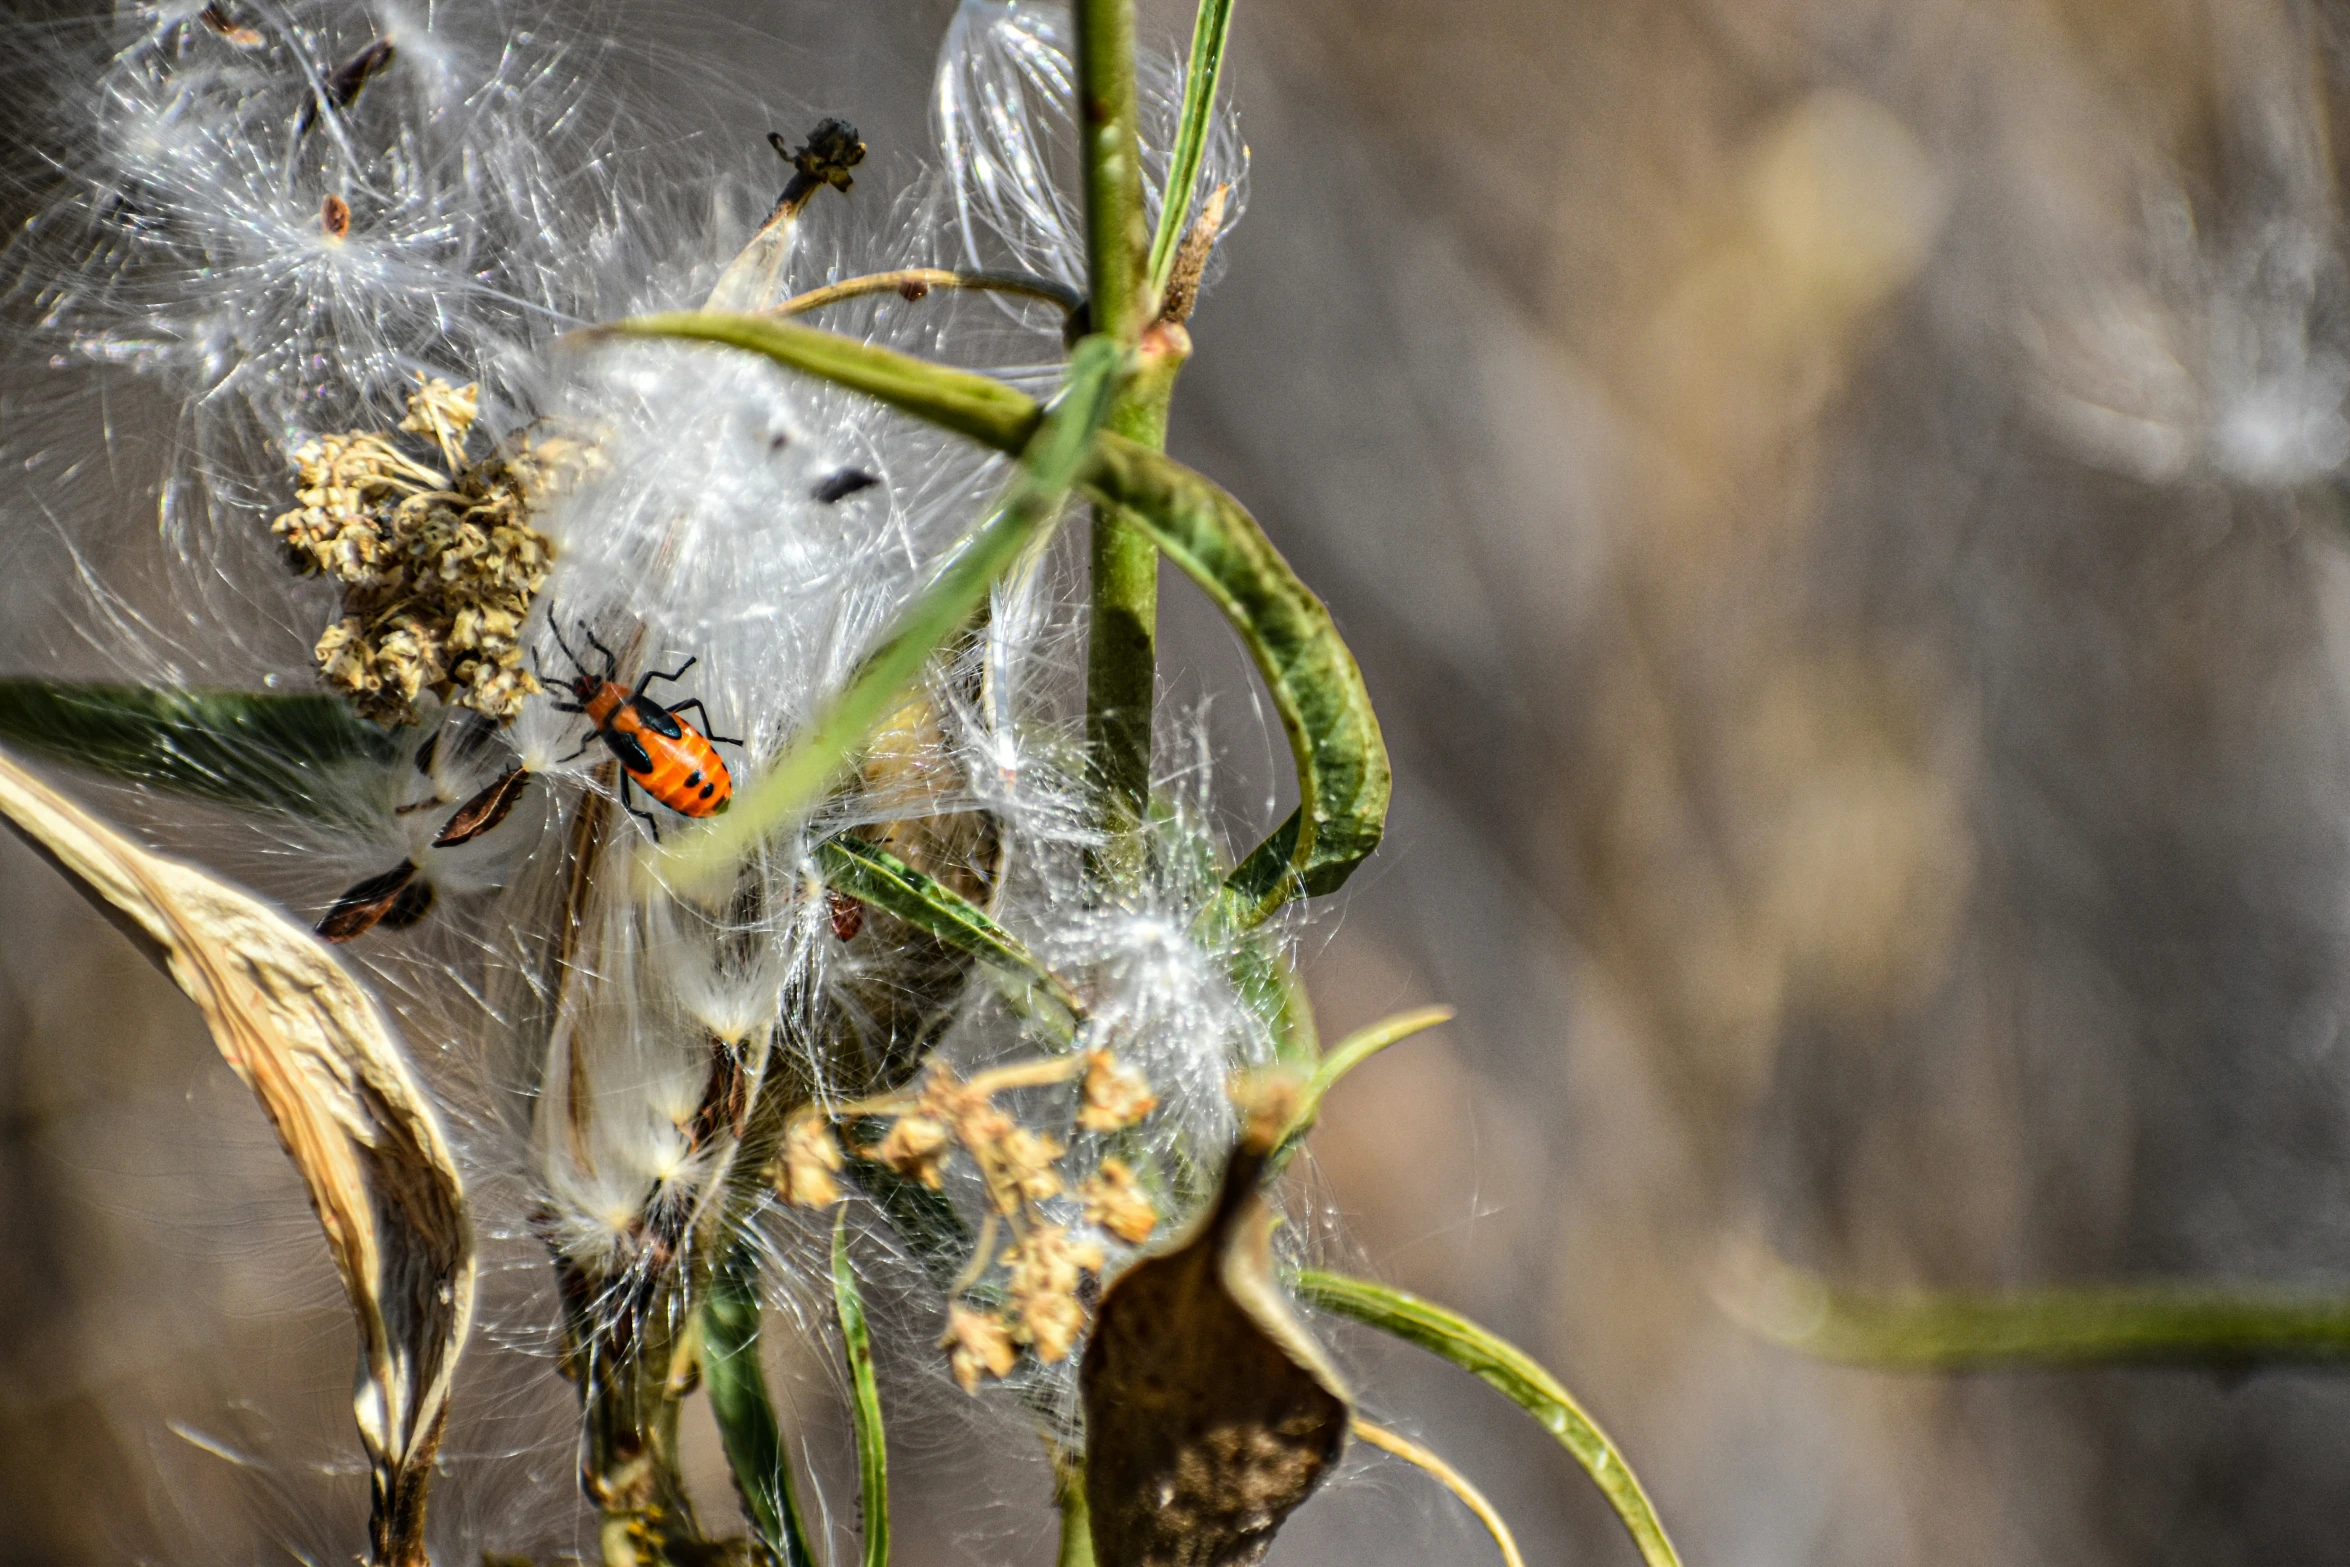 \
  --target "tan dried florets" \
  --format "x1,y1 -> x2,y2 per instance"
1079,1156 -> 1158,1245
1001,1224 -> 1105,1364
940,1304 -> 1019,1395
1079,1047 -> 1158,1132
272,376 -> 598,725
775,1109 -> 846,1208
829,1049 -> 1162,1392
